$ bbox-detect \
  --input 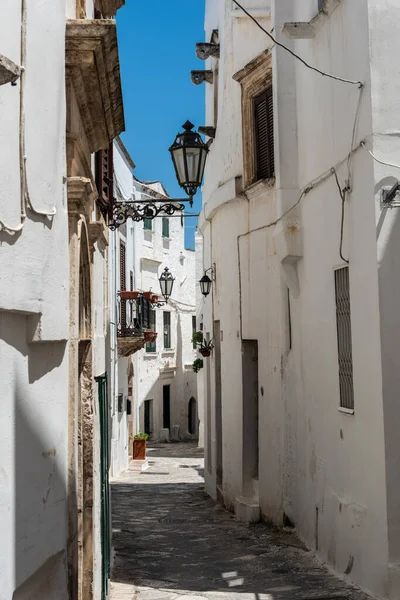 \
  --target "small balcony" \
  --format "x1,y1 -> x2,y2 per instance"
117,292 -> 157,357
